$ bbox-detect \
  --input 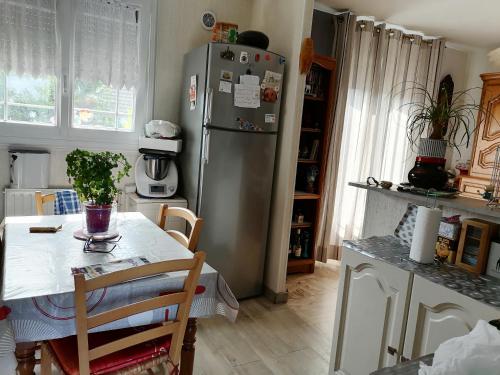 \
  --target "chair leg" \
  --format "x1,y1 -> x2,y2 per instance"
40,344 -> 53,375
